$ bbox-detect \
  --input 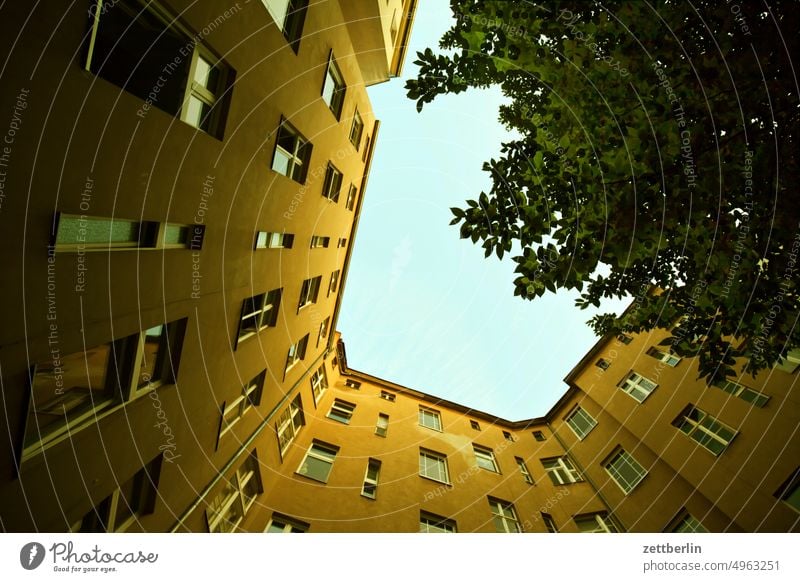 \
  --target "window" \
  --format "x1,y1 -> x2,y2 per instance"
220,371 -> 265,437
272,121 -> 312,183
255,231 -> 294,249
345,185 -> 357,211
317,317 -> 330,347
24,320 -> 186,455
419,449 -> 449,484
265,513 -> 308,533
774,468 -> 800,512
297,441 -> 338,483
419,511 -> 456,533
349,109 -> 364,148
163,223 -> 205,249
596,358 -> 610,370
328,270 -> 340,295
285,334 -> 309,373
321,53 -> 346,118
310,235 -> 330,249
276,395 -> 304,456
418,406 -> 442,431
322,163 -> 343,202
618,371 -> 657,403
344,379 -> 361,389
375,413 -> 389,437
337,237 -> 347,248
390,8 -> 400,41
605,448 -> 648,494
673,404 -> 737,455
309,365 -> 327,404
542,456 -> 583,485
516,457 -> 533,484
647,347 -> 681,366
298,276 -> 321,309
565,406 -> 597,439
503,430 -> 514,442
488,498 -> 521,533
575,512 -> 618,533
380,391 -> 396,402
714,379 -> 770,407
542,513 -> 558,533
361,459 -> 381,499
236,288 -> 281,347
207,452 -> 262,532
72,454 -> 162,532
617,333 -> 632,344
327,399 -> 355,424
667,511 -> 708,533
261,0 -> 308,52
774,349 -> 800,373
470,420 -> 480,430
362,135 -> 371,162
85,0 -> 232,137
533,430 -> 546,441
473,445 -> 499,472
54,214 -> 158,251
